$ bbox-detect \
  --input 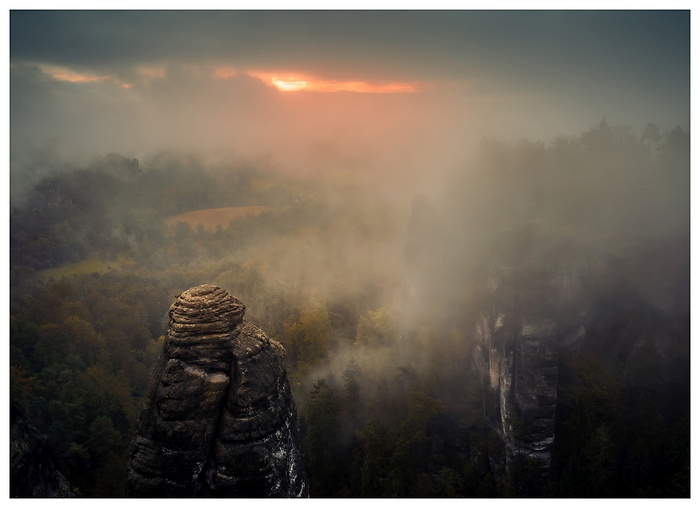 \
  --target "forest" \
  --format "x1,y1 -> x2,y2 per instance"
9,120 -> 690,497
